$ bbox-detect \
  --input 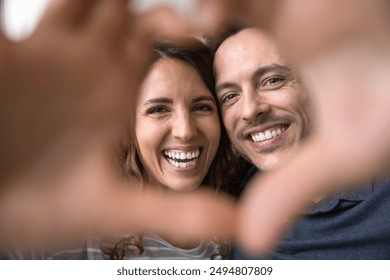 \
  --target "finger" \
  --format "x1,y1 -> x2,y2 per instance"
38,0 -> 96,29
273,0 -> 390,64
0,34 -> 8,54
0,151 -> 235,248
196,0 -> 250,35
195,0 -> 281,36
102,188 -> 236,242
134,6 -> 194,41
125,7 -> 194,83
236,140 -> 336,255
195,0 -> 234,36
0,30 -> 6,43
85,0 -> 130,47
0,187 -> 235,247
